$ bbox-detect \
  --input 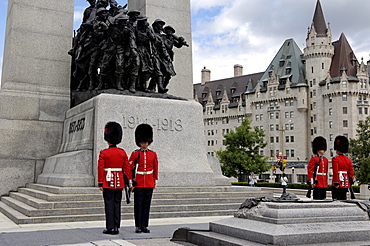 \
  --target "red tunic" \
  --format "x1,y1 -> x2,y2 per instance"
98,146 -> 131,189
307,155 -> 329,188
332,154 -> 354,188
129,149 -> 158,188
